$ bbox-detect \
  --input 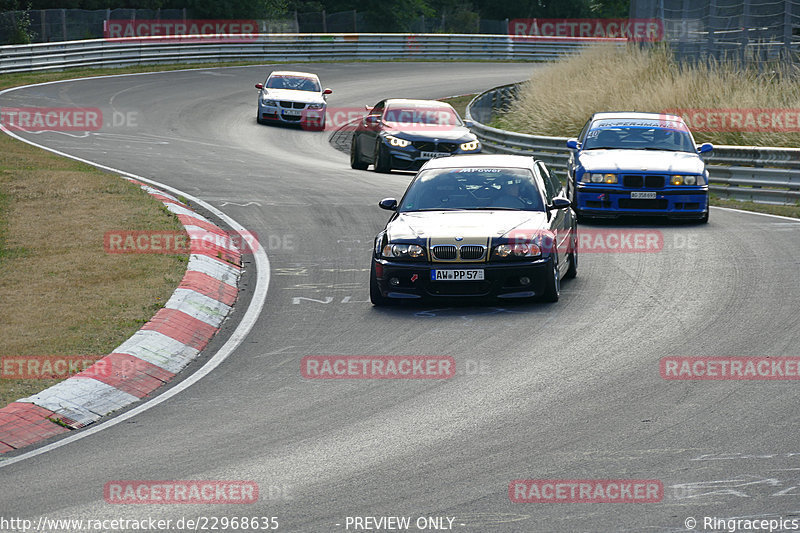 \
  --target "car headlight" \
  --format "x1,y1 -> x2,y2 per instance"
671,174 -> 702,186
589,173 -> 617,184
382,243 -> 425,259
493,243 -> 541,259
261,97 -> 277,106
459,140 -> 480,151
307,103 -> 324,110
386,135 -> 411,148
